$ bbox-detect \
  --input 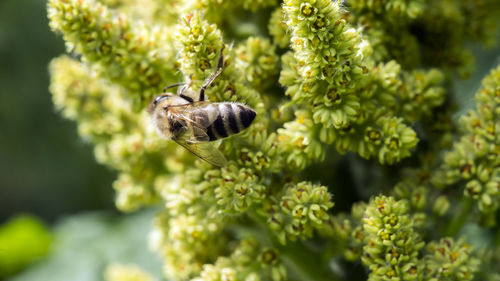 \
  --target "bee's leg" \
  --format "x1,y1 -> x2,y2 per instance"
199,44 -> 225,101
179,75 -> 194,102
163,82 -> 185,93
